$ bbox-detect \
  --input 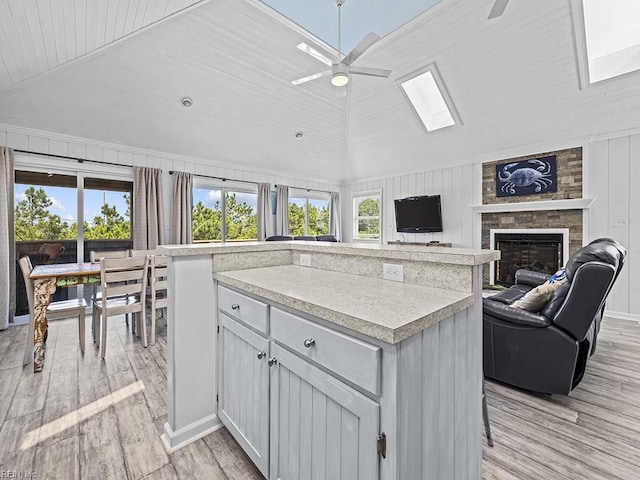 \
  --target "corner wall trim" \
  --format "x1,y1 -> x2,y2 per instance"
604,310 -> 640,323
160,414 -> 223,453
